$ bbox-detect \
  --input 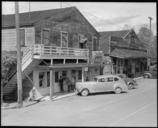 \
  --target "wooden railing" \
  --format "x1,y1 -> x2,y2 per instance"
33,44 -> 89,58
